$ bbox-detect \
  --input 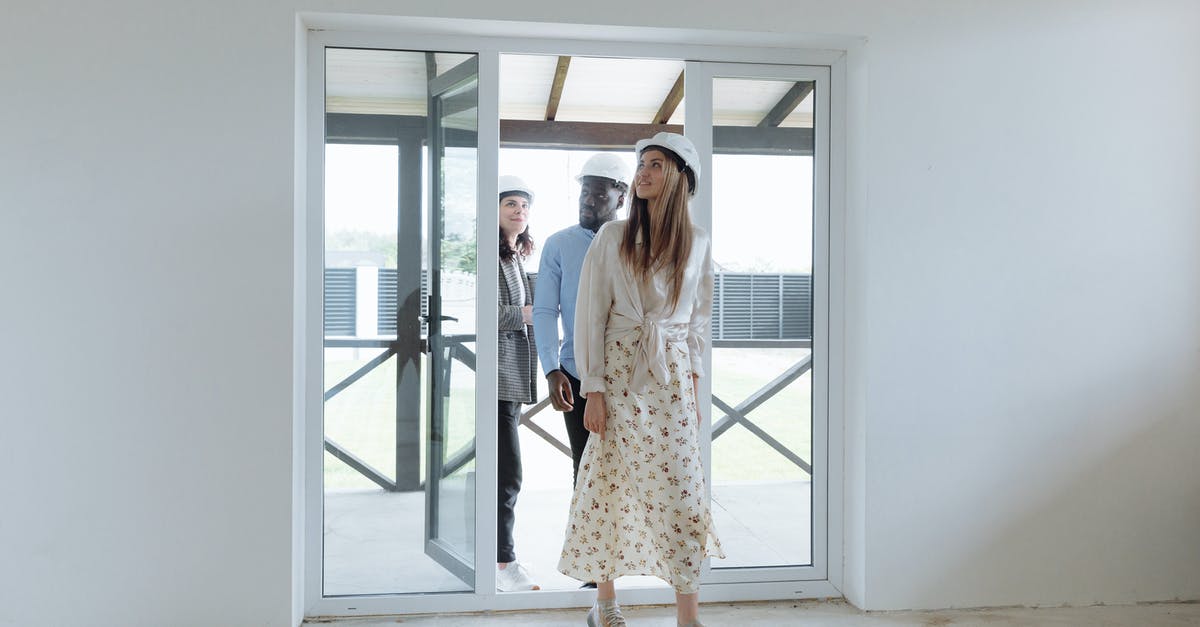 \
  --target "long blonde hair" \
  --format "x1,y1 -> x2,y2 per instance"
619,151 -> 694,313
